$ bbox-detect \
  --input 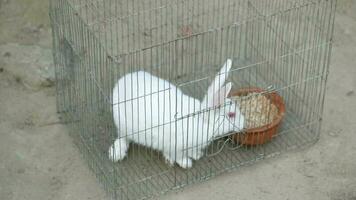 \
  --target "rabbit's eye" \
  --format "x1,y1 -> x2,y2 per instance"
228,112 -> 236,118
